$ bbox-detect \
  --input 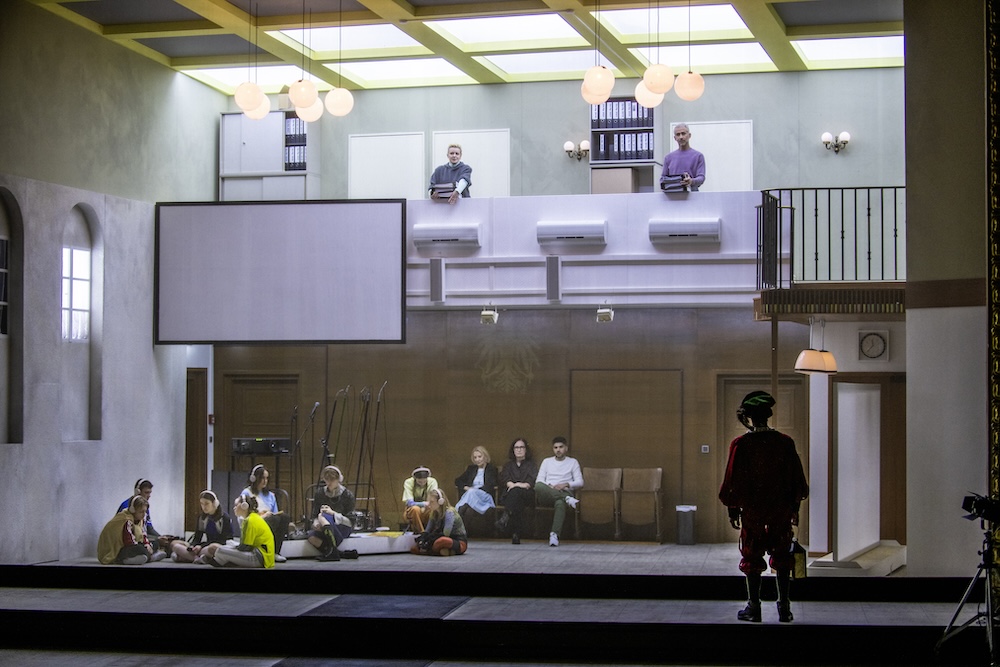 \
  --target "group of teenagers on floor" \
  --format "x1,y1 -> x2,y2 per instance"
98,463 -> 361,568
